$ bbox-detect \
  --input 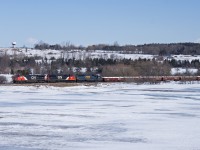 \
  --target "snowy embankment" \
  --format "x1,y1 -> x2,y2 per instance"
0,74 -> 13,83
171,68 -> 198,75
0,82 -> 200,150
